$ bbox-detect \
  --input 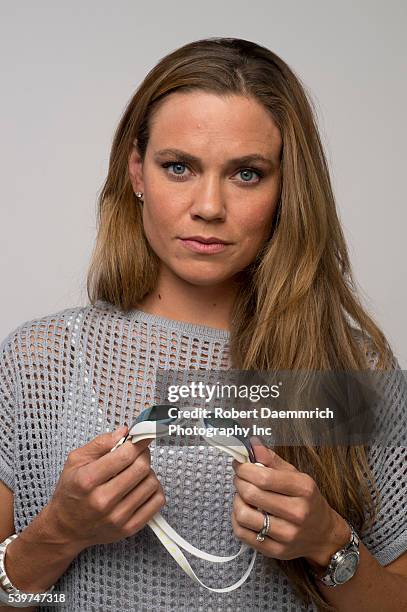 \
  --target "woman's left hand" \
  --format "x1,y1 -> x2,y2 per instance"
231,437 -> 350,566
